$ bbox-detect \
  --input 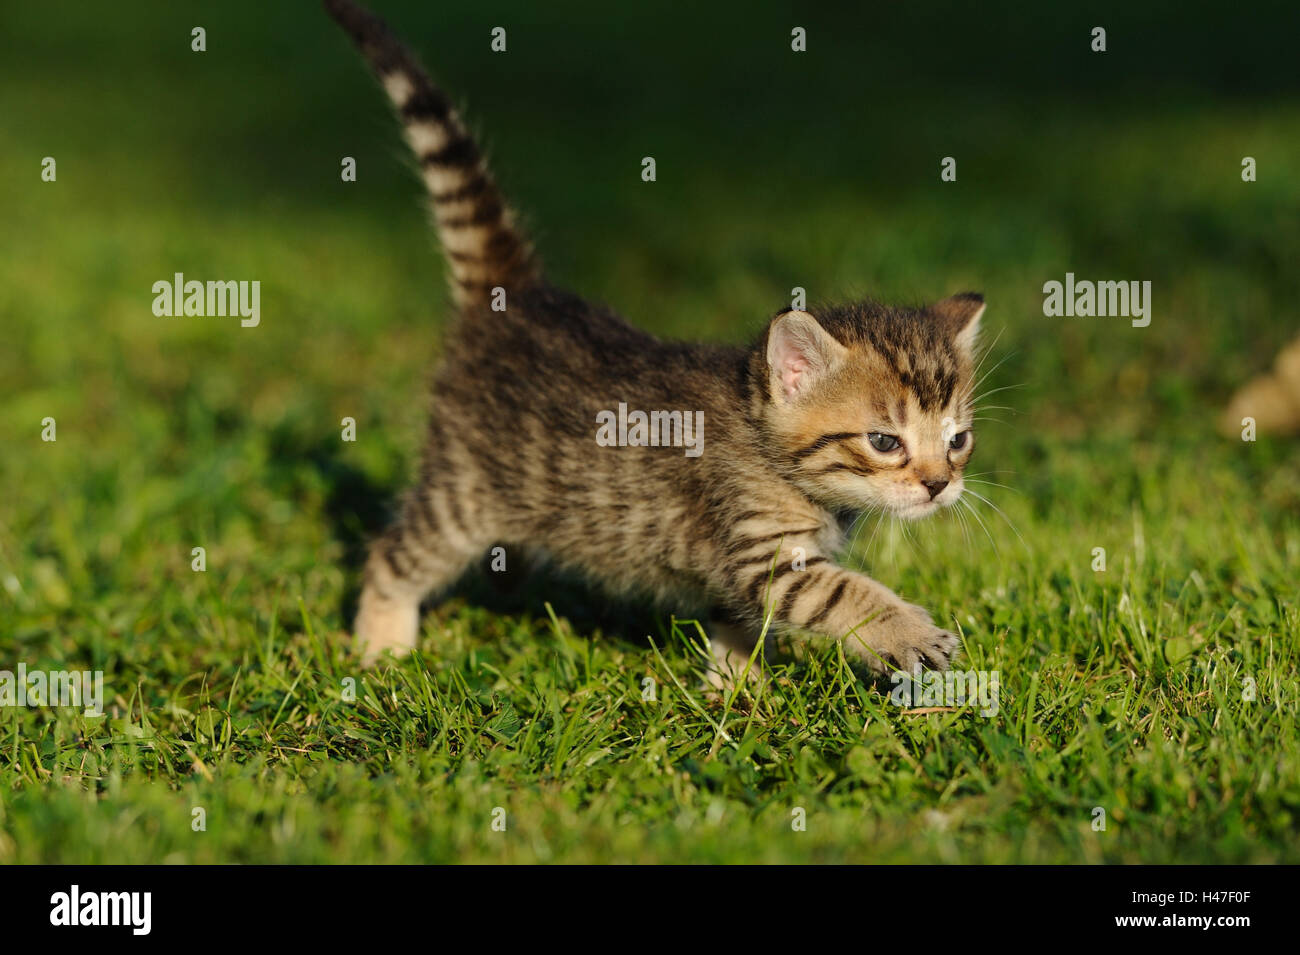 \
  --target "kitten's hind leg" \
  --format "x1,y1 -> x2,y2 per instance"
354,485 -> 486,665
